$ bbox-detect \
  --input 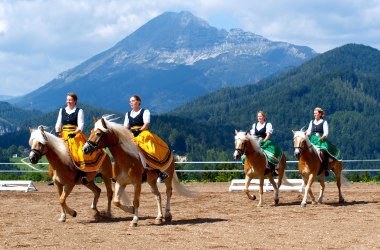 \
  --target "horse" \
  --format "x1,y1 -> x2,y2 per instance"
28,126 -> 113,222
82,116 -> 194,227
233,130 -> 290,207
292,130 -> 345,207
